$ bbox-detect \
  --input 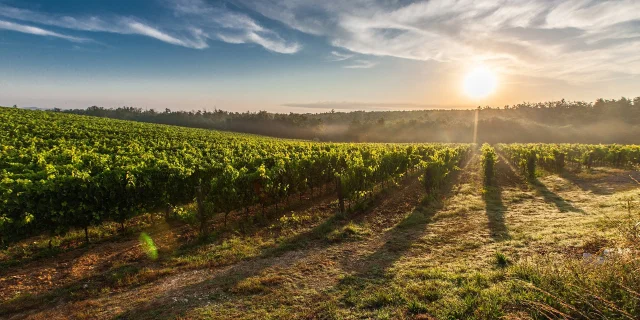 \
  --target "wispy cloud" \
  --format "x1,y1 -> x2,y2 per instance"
3,0 -> 638,79
216,30 -> 300,54
124,20 -> 208,49
344,59 -> 377,69
0,1 -> 298,53
0,5 -> 208,49
0,19 -> 89,43
329,51 -> 354,61
239,0 -> 640,81
171,0 -> 301,54
328,50 -> 377,69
